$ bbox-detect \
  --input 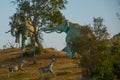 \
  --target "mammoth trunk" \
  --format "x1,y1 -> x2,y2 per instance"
42,27 -> 62,33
